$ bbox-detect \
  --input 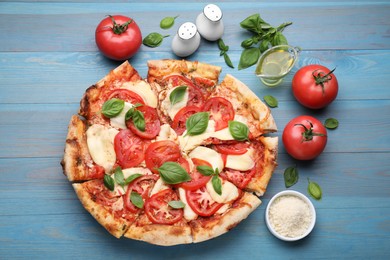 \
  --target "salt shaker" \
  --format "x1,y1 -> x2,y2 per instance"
171,22 -> 201,57
196,4 -> 224,41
